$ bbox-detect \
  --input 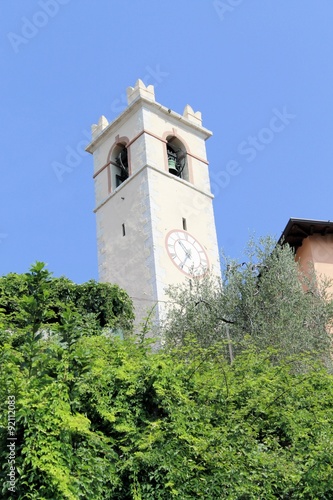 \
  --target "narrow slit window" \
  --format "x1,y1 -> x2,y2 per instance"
182,218 -> 187,231
122,223 -> 126,236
